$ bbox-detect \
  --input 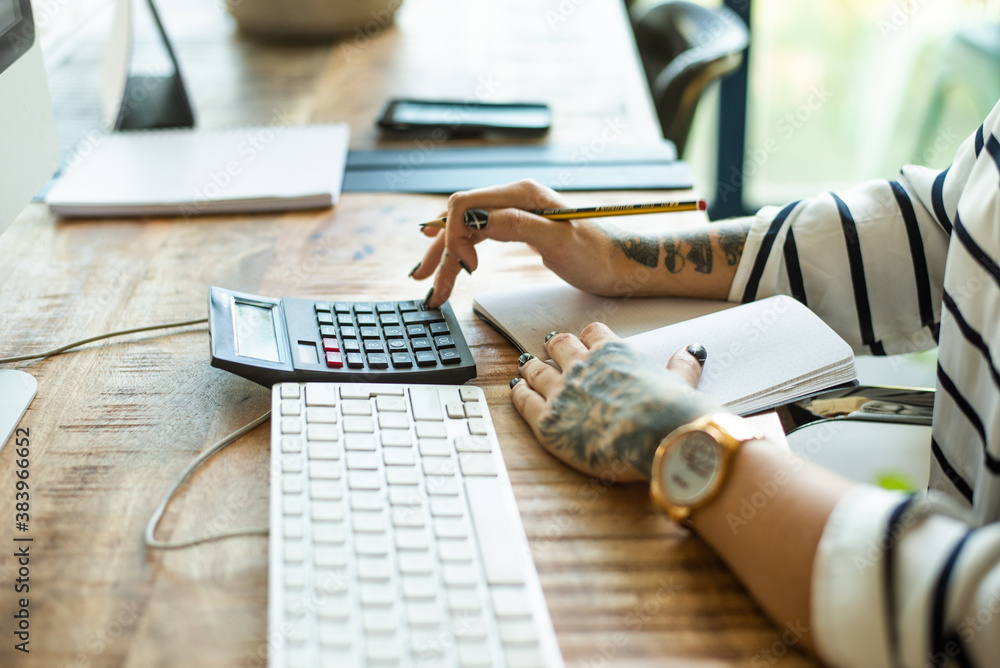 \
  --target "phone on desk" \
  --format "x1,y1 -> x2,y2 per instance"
208,286 -> 477,386
377,99 -> 551,136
